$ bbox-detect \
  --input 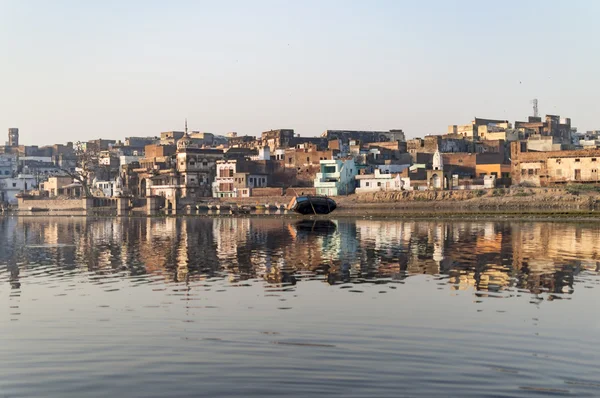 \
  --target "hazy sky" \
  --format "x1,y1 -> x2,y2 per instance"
1,0 -> 599,146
